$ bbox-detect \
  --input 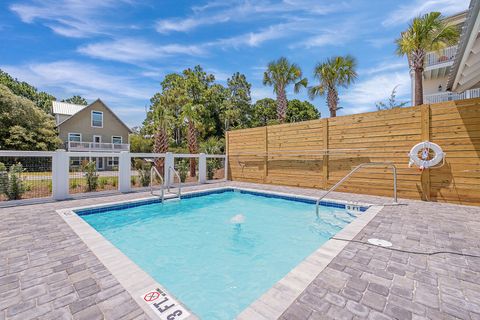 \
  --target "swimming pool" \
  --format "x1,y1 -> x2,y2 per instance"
76,189 -> 363,319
